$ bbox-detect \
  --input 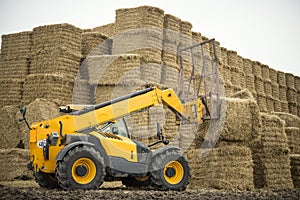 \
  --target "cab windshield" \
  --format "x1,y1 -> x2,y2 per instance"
100,118 -> 129,138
